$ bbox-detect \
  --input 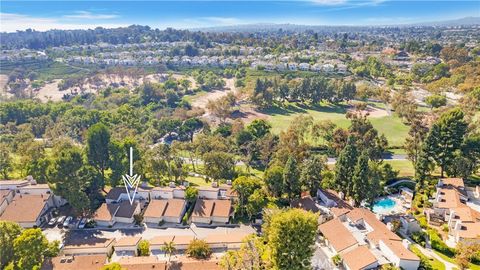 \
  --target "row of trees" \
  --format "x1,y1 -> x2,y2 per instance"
251,76 -> 356,107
